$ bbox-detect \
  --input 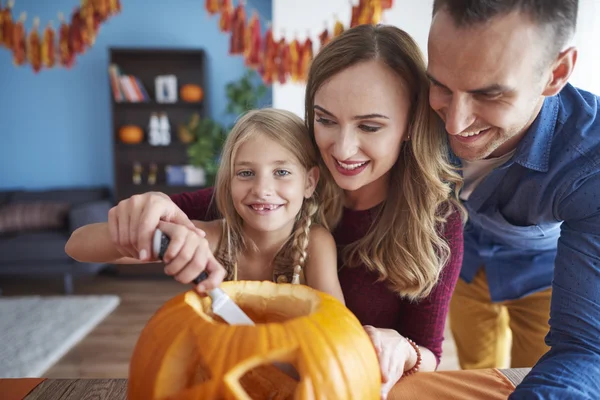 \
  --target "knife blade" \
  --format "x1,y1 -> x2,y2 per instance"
152,229 -> 255,326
